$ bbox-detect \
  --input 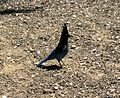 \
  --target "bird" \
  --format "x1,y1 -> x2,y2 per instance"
37,23 -> 70,68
